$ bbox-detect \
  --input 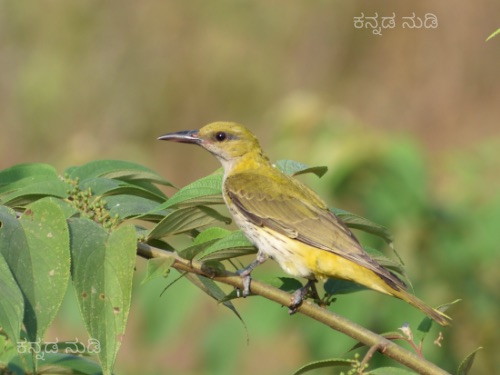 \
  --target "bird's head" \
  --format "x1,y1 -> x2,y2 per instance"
159,122 -> 264,168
